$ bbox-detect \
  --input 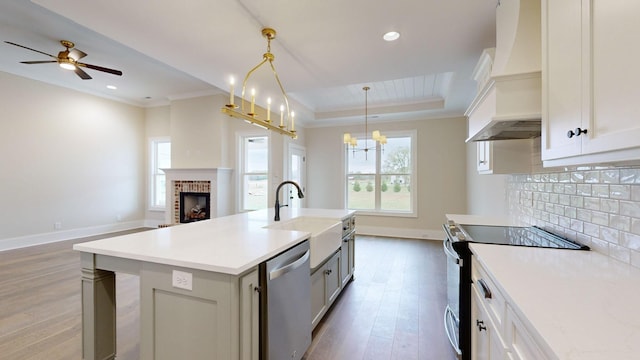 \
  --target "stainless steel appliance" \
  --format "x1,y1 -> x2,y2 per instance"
260,240 -> 311,360
443,223 -> 589,359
